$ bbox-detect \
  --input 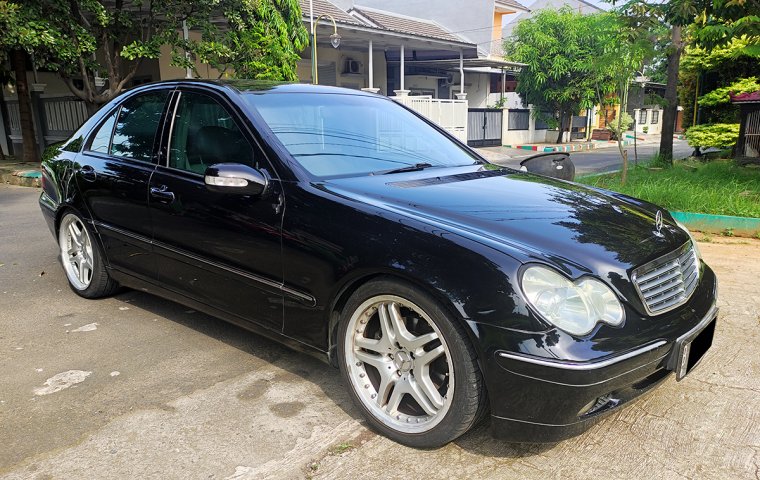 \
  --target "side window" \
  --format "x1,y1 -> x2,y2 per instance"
88,110 -> 118,154
110,90 -> 169,162
169,92 -> 254,174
